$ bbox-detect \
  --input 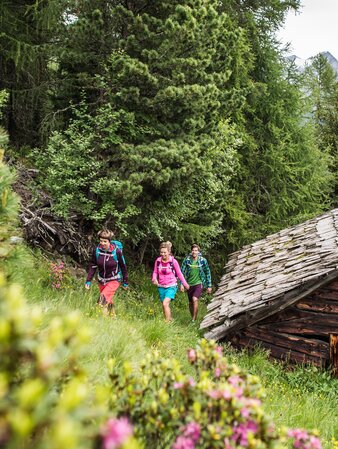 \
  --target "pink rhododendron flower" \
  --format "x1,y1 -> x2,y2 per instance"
224,437 -> 234,449
172,436 -> 195,449
234,387 -> 244,398
287,429 -> 322,449
187,349 -> 197,363
214,367 -> 221,377
174,382 -> 184,389
183,422 -> 201,443
243,398 -> 262,407
231,420 -> 258,447
208,388 -> 234,400
188,378 -> 196,387
288,430 -> 310,440
208,389 -> 223,399
240,407 -> 250,418
309,436 -> 322,449
228,375 -> 241,386
102,417 -> 133,449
